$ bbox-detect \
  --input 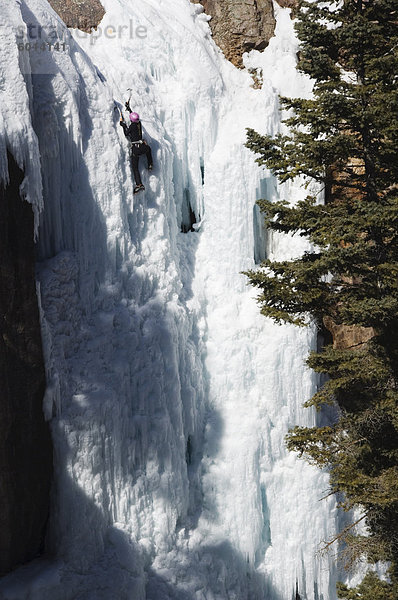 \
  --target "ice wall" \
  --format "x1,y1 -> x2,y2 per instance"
0,0 -> 341,598
0,0 -> 43,230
